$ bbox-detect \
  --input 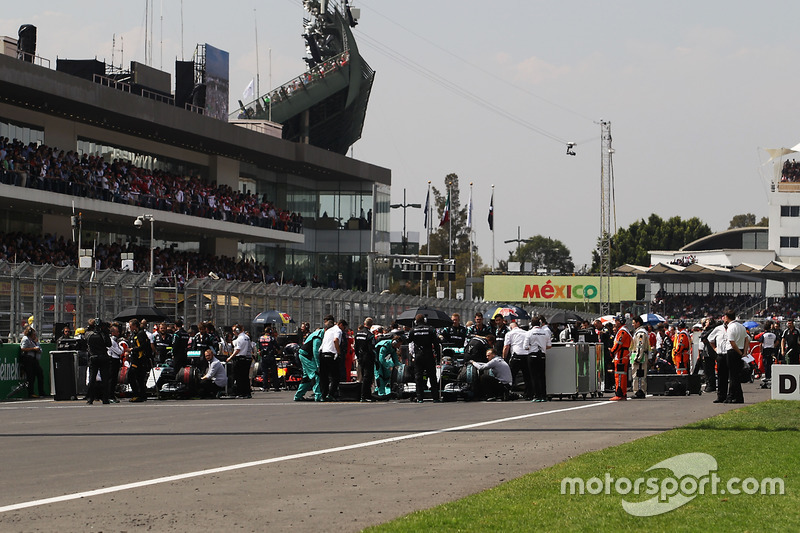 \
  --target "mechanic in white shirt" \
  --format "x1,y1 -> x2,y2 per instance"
503,321 -> 533,400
